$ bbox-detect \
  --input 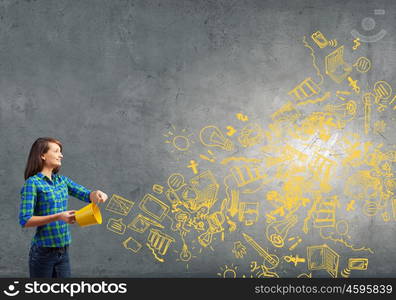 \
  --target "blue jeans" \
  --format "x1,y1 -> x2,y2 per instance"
29,244 -> 71,278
